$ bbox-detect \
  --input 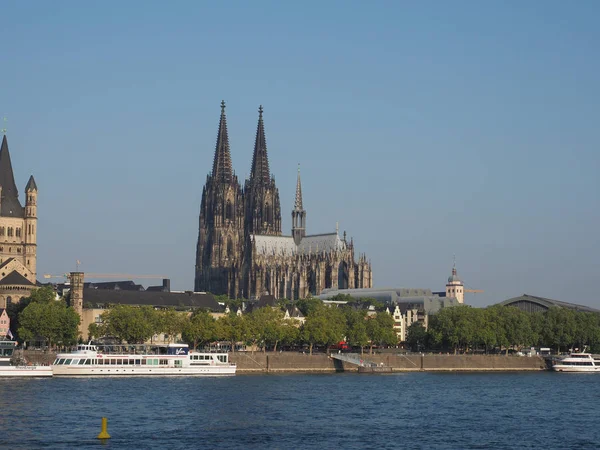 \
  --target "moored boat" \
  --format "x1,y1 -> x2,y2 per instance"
52,342 -> 236,376
552,352 -> 600,372
0,340 -> 53,377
